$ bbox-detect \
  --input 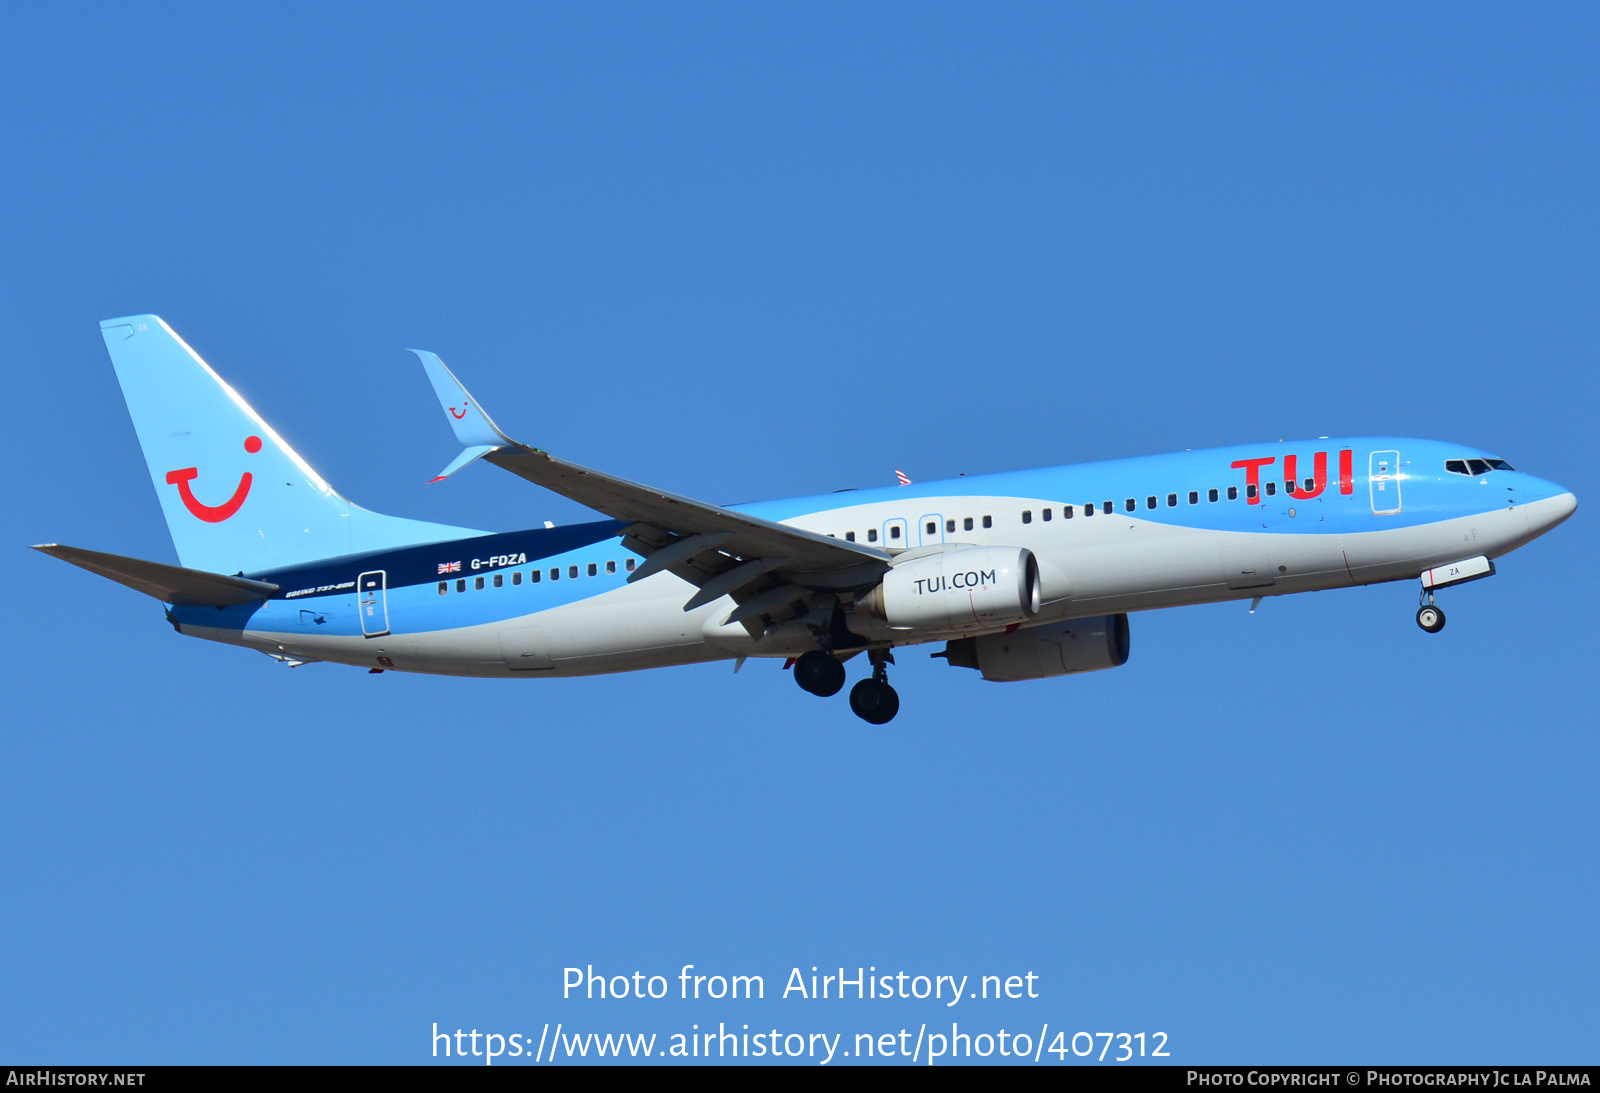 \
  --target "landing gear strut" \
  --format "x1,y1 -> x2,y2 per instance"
849,649 -> 900,724
1416,588 -> 1446,634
